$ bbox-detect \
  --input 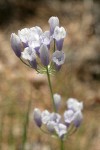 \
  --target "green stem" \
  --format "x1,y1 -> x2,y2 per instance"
21,86 -> 32,150
46,66 -> 57,112
60,140 -> 64,150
